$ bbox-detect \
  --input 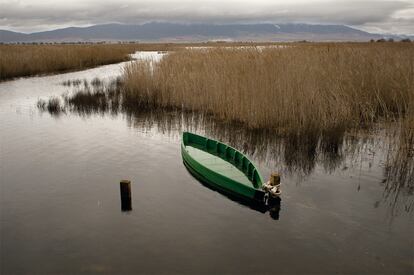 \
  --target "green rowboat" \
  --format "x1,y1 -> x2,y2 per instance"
181,132 -> 281,203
